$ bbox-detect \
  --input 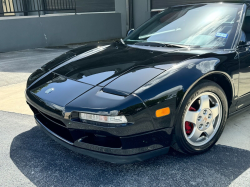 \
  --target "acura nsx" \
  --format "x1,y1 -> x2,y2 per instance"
26,2 -> 250,163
